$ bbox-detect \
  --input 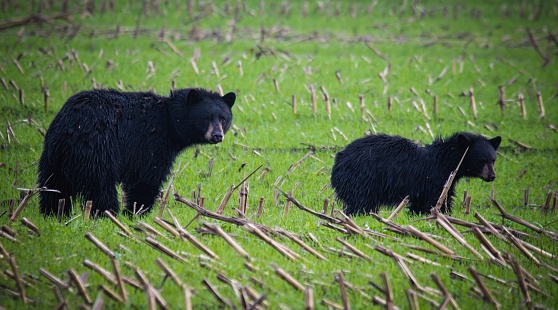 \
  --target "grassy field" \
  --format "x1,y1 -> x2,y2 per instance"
1,0 -> 558,309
